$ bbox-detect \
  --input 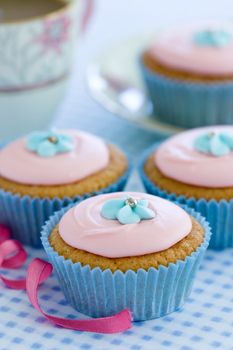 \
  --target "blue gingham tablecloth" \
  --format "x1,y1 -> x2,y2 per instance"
1,0 -> 233,348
